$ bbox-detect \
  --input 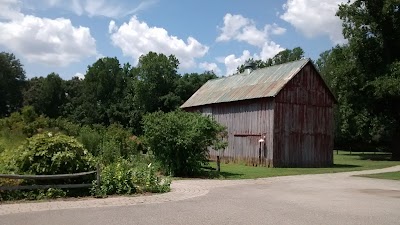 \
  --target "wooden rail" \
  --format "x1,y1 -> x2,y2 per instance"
0,166 -> 100,191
